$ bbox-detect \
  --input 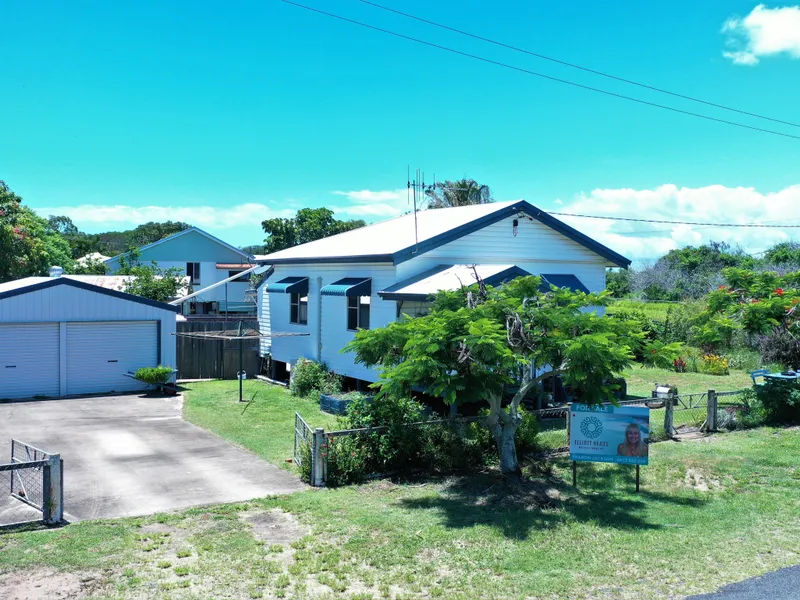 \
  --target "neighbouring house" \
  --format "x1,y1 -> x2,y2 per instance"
104,227 -> 256,316
257,200 -> 630,385
0,269 -> 178,400
76,252 -> 110,267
